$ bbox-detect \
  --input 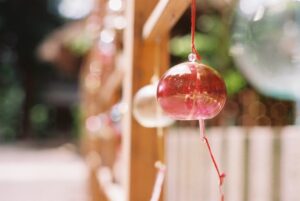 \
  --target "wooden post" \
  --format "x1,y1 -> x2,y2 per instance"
123,0 -> 190,200
122,0 -> 169,201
